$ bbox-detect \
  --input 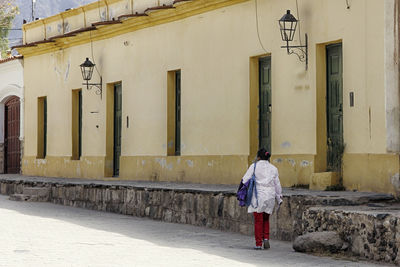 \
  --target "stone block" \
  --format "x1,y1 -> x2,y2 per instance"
1,183 -> 7,195
183,193 -> 194,213
9,194 -> 30,201
161,191 -> 173,208
224,196 -> 236,219
293,231 -> 345,253
310,172 -> 340,190
125,189 -> 135,203
195,194 -> 204,215
22,187 -> 50,200
163,209 -> 172,222
173,193 -> 183,211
